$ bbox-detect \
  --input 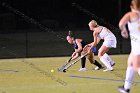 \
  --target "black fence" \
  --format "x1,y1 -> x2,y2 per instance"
0,28 -> 131,58
0,0 -> 131,58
